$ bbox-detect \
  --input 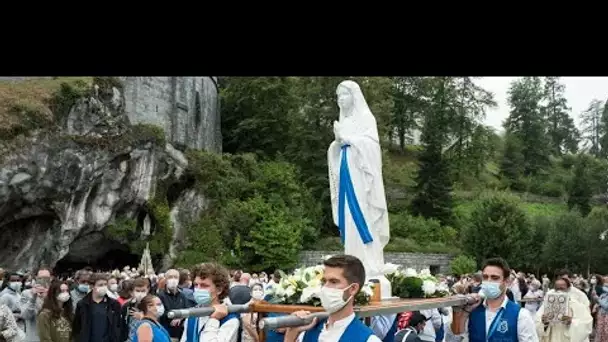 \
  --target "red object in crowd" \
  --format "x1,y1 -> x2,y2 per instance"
397,311 -> 413,330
